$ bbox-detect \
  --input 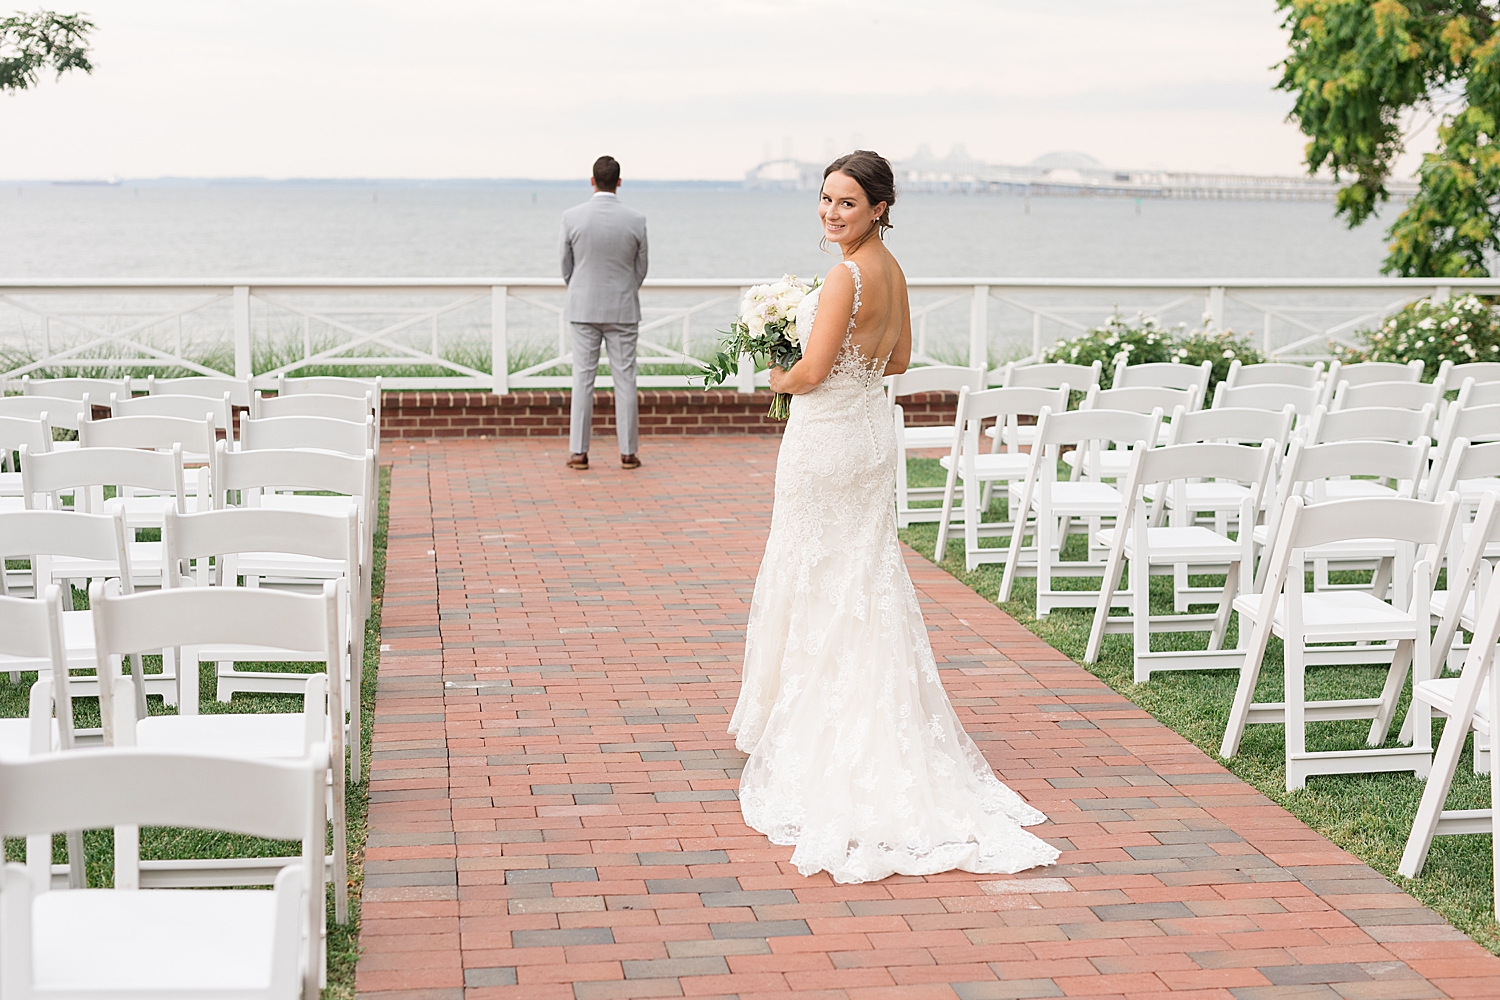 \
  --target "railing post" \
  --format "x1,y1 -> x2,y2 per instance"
969,284 -> 989,370
1434,285 -> 1452,303
736,354 -> 755,393
491,286 -> 509,394
736,286 -> 755,393
232,285 -> 251,381
1206,286 -> 1225,330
